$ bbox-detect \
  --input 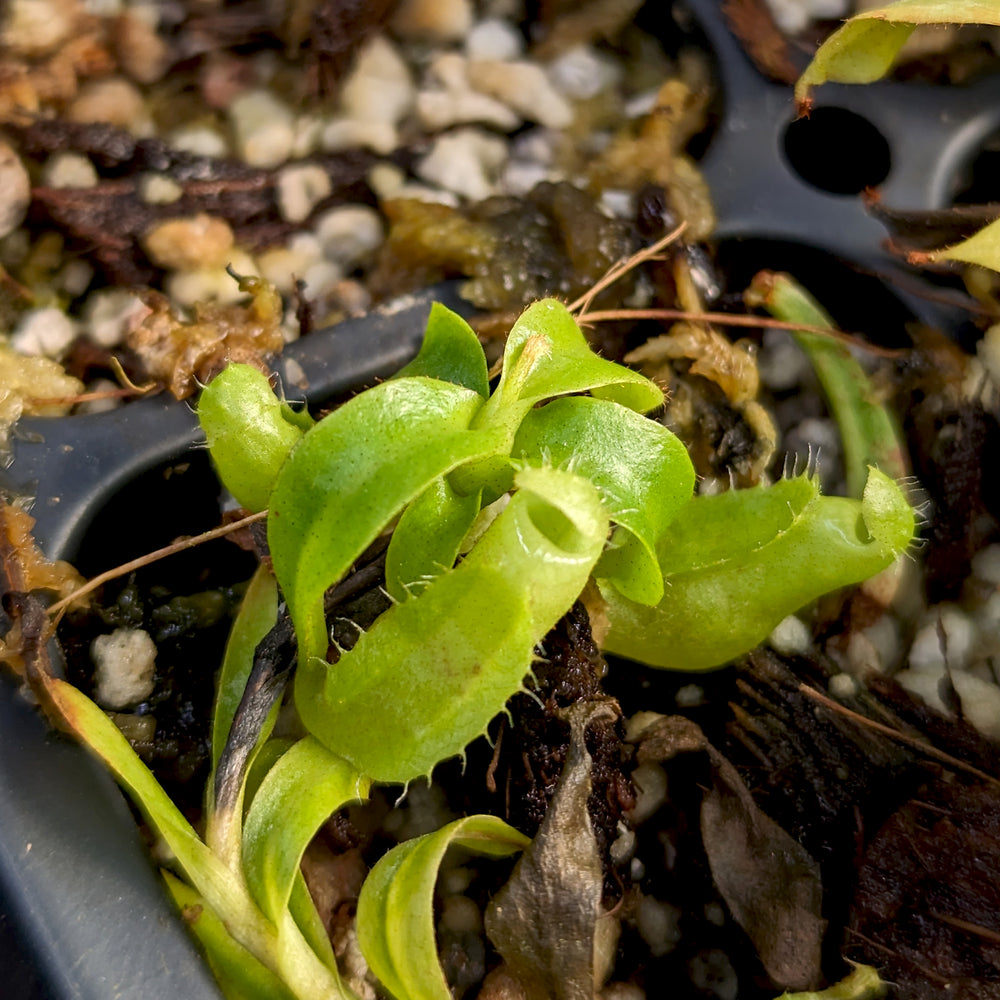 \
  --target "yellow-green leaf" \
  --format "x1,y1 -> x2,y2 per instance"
357,815 -> 529,1000
795,0 -> 1000,109
601,468 -> 914,670
912,214 -> 1000,273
